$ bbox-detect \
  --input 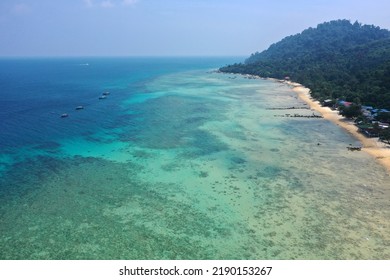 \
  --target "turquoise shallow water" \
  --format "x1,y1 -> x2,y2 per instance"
0,58 -> 389,259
